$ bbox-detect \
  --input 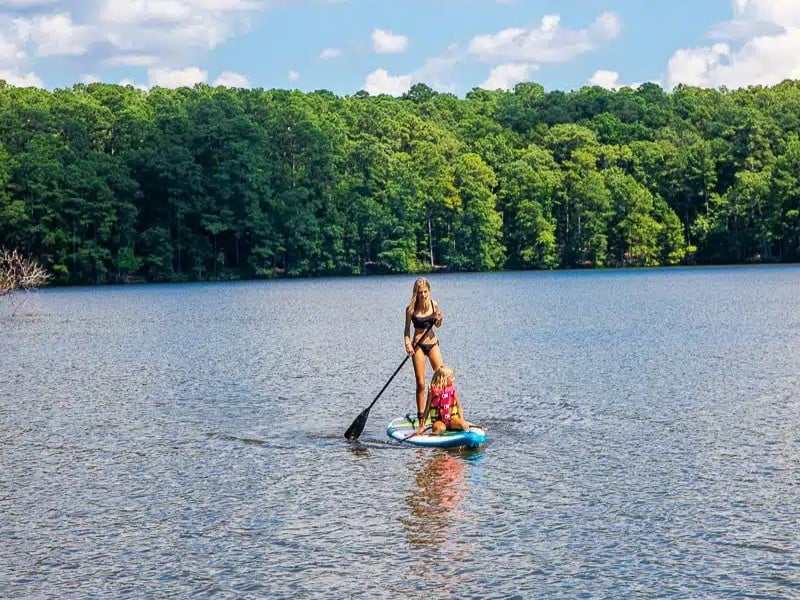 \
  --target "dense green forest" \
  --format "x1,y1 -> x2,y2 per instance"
0,79 -> 799,284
